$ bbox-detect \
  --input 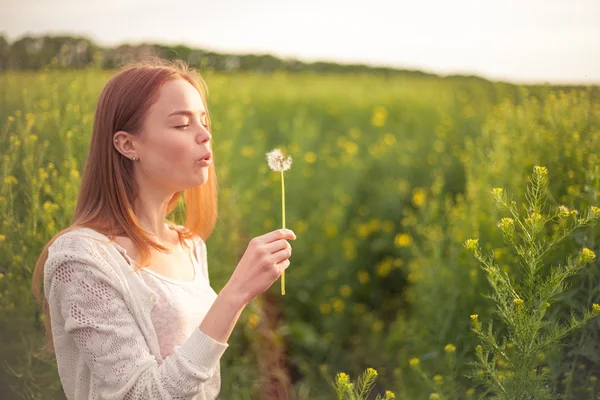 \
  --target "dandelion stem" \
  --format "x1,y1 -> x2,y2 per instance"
281,170 -> 286,295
